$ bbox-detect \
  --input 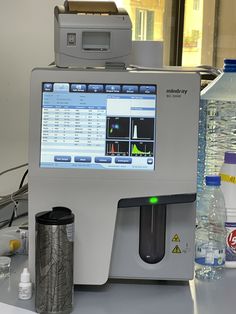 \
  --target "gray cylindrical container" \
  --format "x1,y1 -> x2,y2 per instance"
35,207 -> 74,314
